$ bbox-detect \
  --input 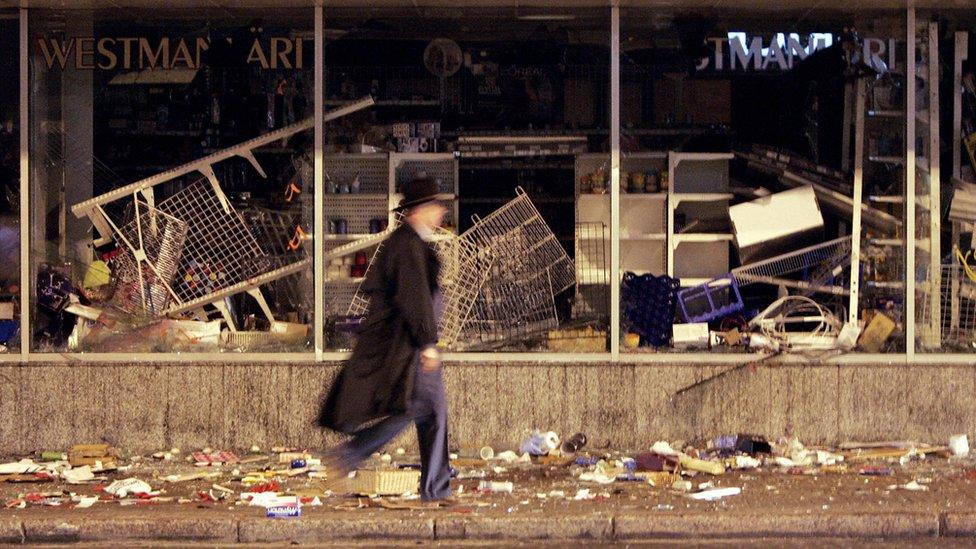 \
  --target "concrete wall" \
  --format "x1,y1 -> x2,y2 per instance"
0,361 -> 973,453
